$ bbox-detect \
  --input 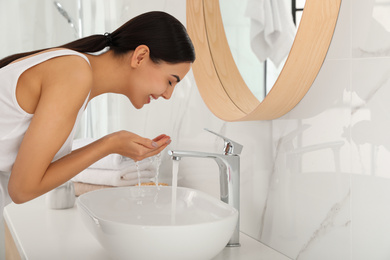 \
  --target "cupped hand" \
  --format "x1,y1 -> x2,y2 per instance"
107,131 -> 171,161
